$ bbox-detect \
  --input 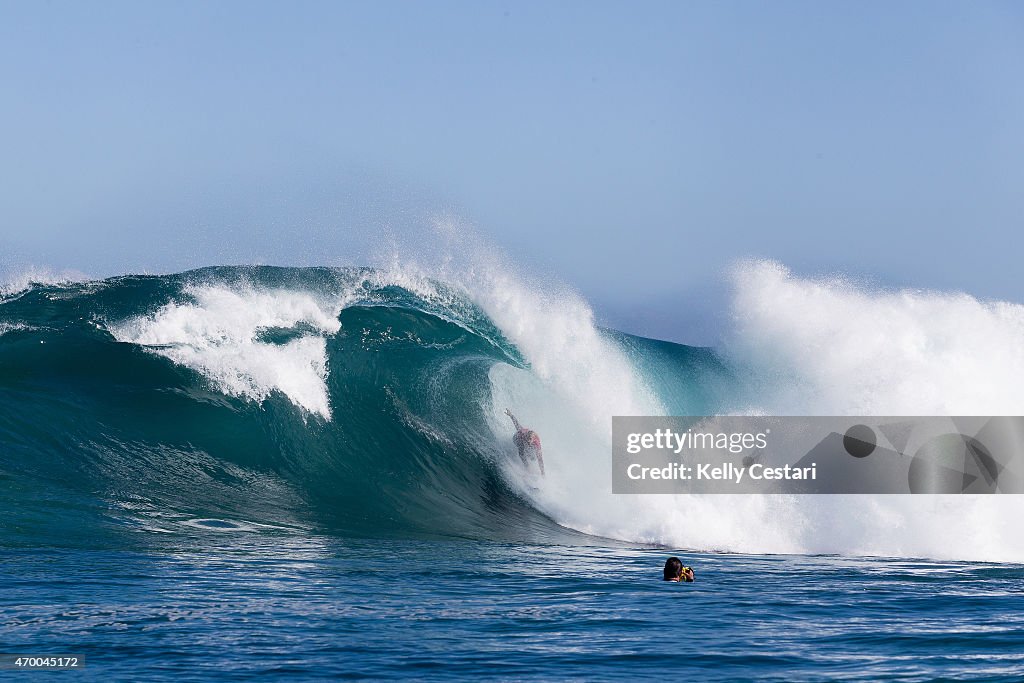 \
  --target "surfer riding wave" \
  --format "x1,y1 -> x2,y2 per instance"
505,409 -> 545,477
